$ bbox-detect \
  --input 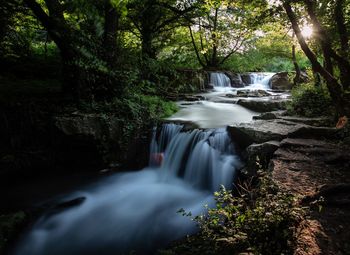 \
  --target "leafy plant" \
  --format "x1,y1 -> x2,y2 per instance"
287,82 -> 334,117
165,173 -> 304,255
